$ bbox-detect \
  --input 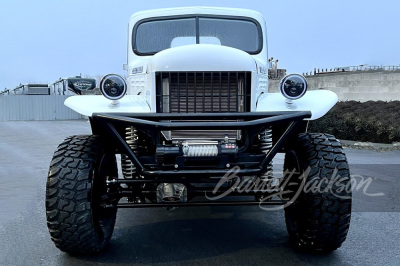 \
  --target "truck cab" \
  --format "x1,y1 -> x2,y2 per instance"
127,7 -> 268,112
